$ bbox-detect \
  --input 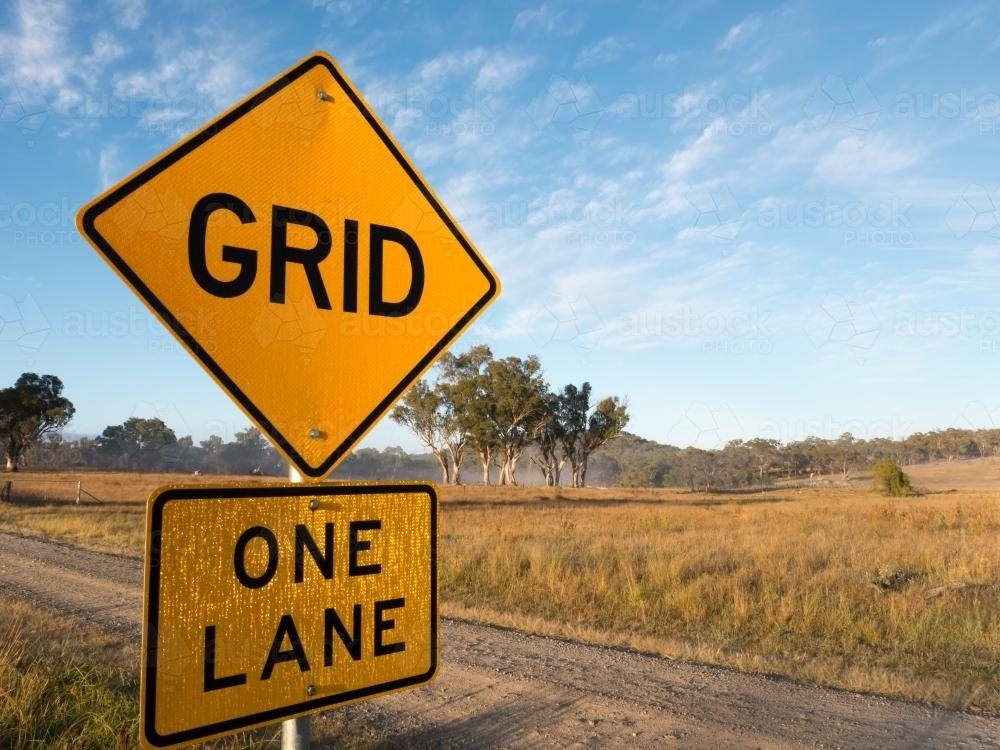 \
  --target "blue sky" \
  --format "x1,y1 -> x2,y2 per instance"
2,0 -> 1000,455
